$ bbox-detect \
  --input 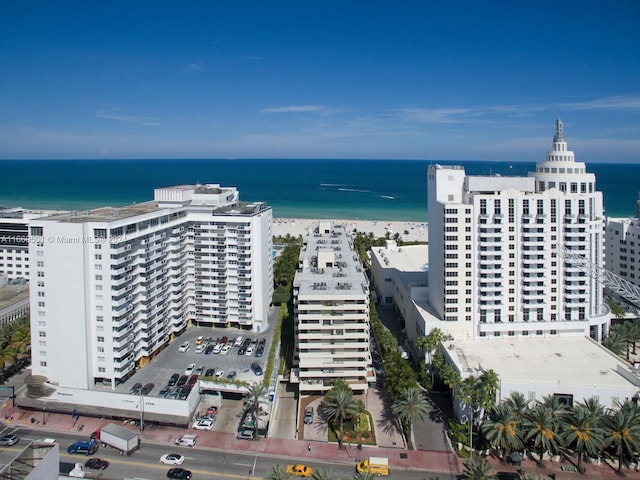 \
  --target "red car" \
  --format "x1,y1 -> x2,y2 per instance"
206,406 -> 218,416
